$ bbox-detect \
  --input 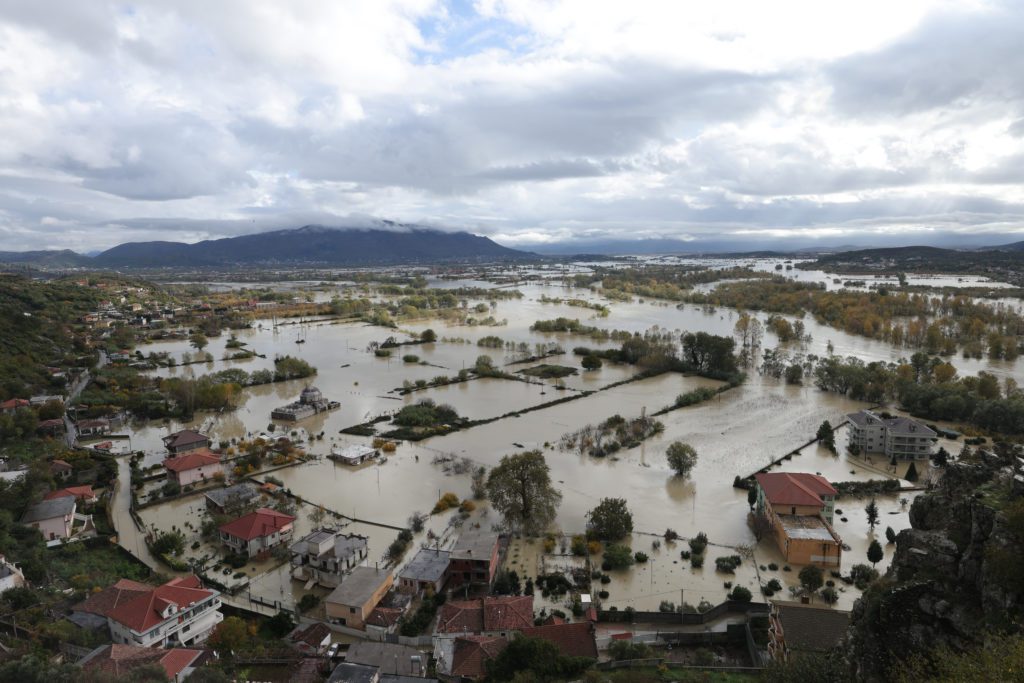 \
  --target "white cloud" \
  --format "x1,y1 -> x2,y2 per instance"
0,0 -> 1021,251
